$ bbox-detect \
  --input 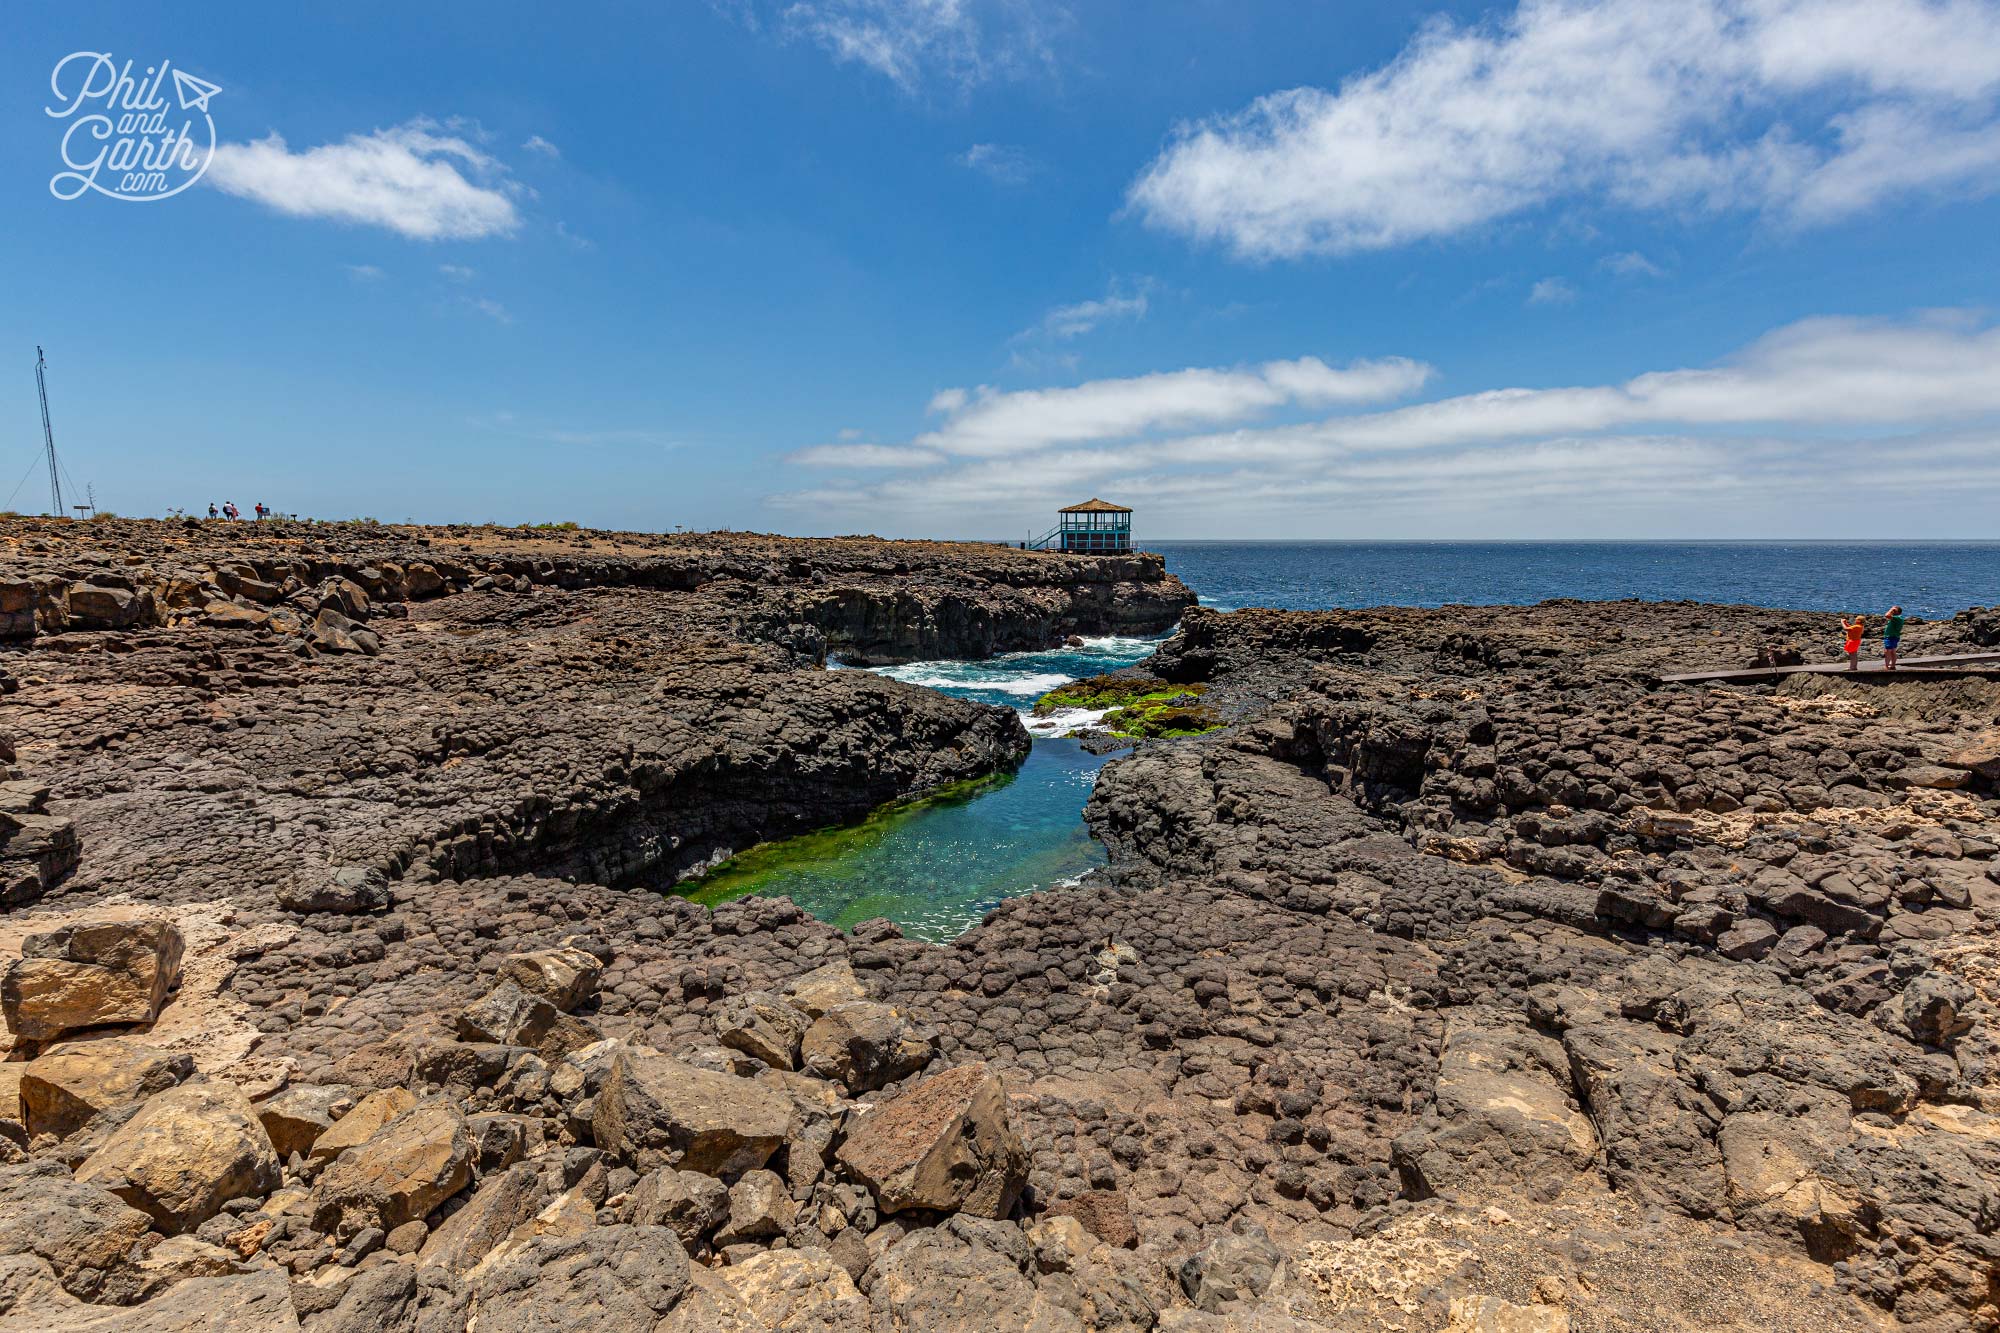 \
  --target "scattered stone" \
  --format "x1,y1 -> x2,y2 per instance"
715,992 -> 812,1071
75,1081 -> 281,1233
799,1001 -> 934,1092
2,920 -> 184,1041
310,1099 -> 472,1237
836,1062 -> 1025,1219
593,1049 -> 793,1176
464,1224 -> 691,1333
497,947 -> 603,1013
21,1040 -> 194,1140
